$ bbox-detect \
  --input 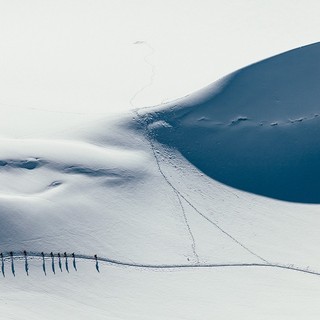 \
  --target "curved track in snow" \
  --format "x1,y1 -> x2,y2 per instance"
2,251 -> 320,278
134,108 -> 270,264
131,44 -> 200,264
